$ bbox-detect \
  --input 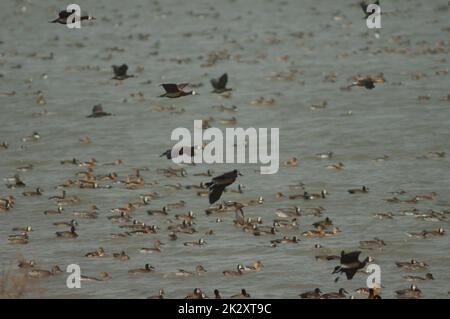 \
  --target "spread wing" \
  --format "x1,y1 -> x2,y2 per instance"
209,184 -> 226,204
210,78 -> 219,90
340,251 -> 361,265
177,83 -> 189,91
59,10 -> 74,19
218,73 -> 228,89
360,1 -> 368,13
161,83 -> 179,94
212,170 -> 237,185
92,104 -> 104,114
